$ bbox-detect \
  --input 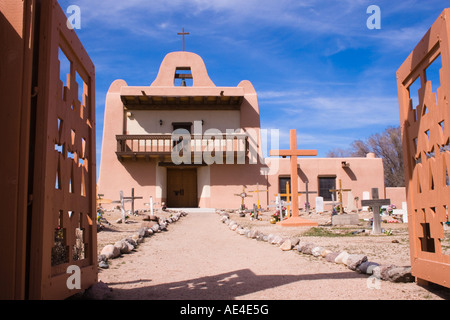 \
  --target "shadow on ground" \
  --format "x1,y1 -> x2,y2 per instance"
104,268 -> 366,300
